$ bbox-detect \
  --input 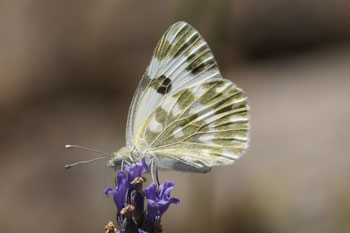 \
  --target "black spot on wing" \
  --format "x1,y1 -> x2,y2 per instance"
156,75 -> 172,94
187,58 -> 217,76
191,59 -> 216,75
